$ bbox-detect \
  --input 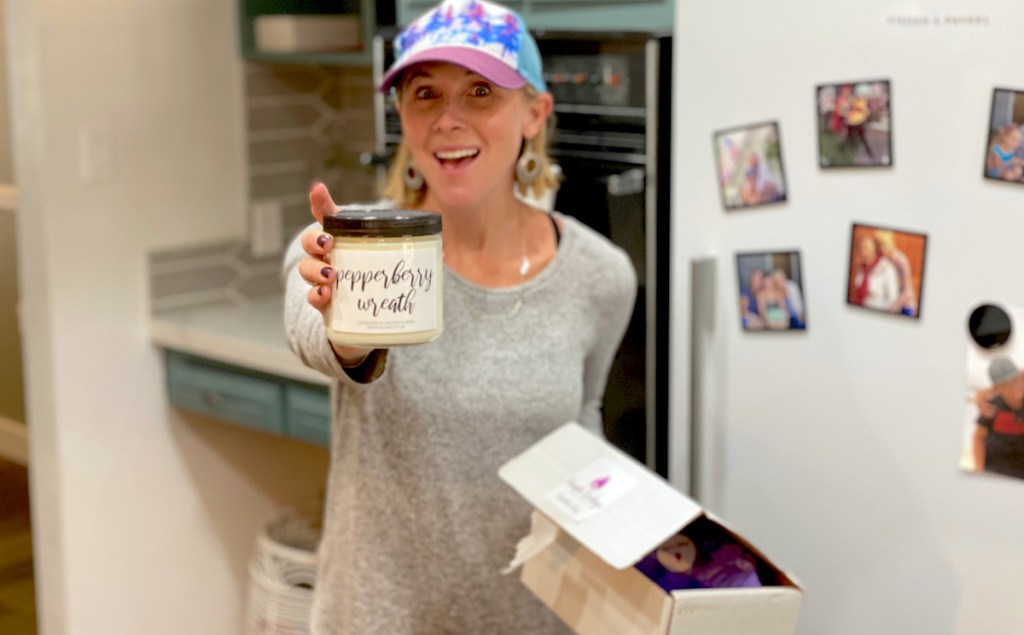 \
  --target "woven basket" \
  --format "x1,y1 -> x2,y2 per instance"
245,513 -> 321,635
